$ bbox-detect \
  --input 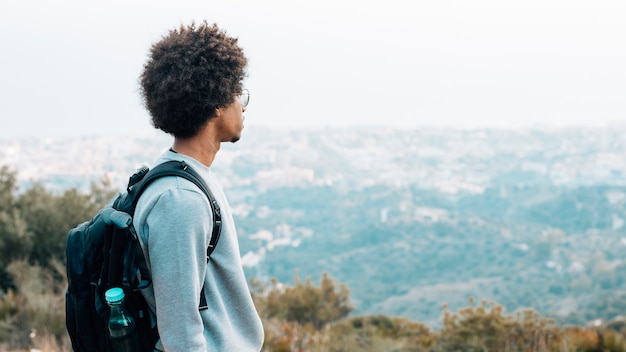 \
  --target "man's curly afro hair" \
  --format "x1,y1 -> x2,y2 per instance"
140,21 -> 247,138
